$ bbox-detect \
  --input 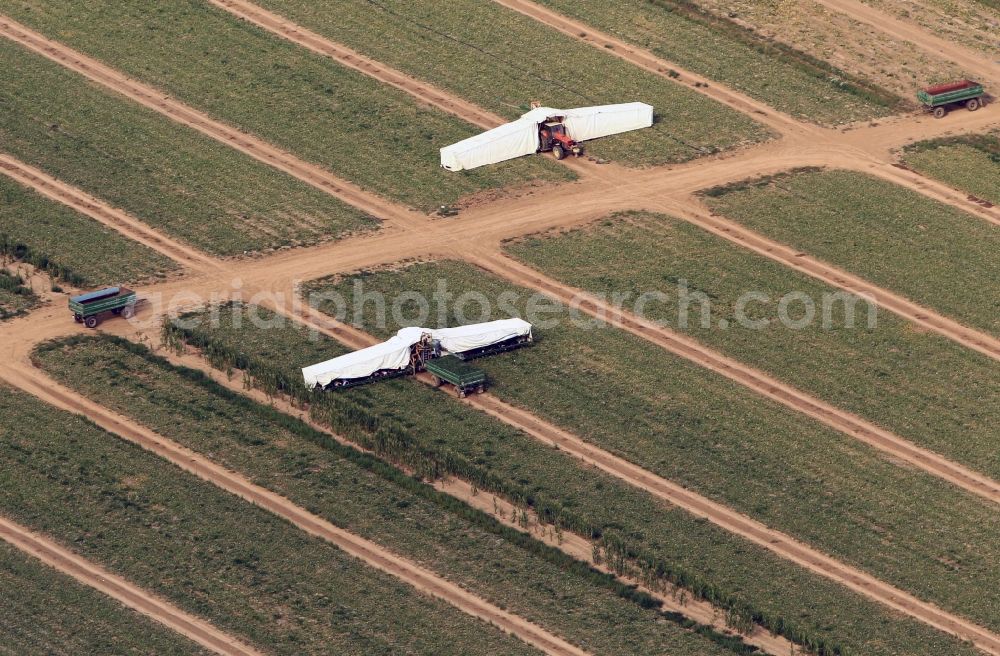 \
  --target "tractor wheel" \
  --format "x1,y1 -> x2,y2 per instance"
552,144 -> 566,160
967,98 -> 980,111
84,316 -> 99,329
122,304 -> 135,320
933,106 -> 947,119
